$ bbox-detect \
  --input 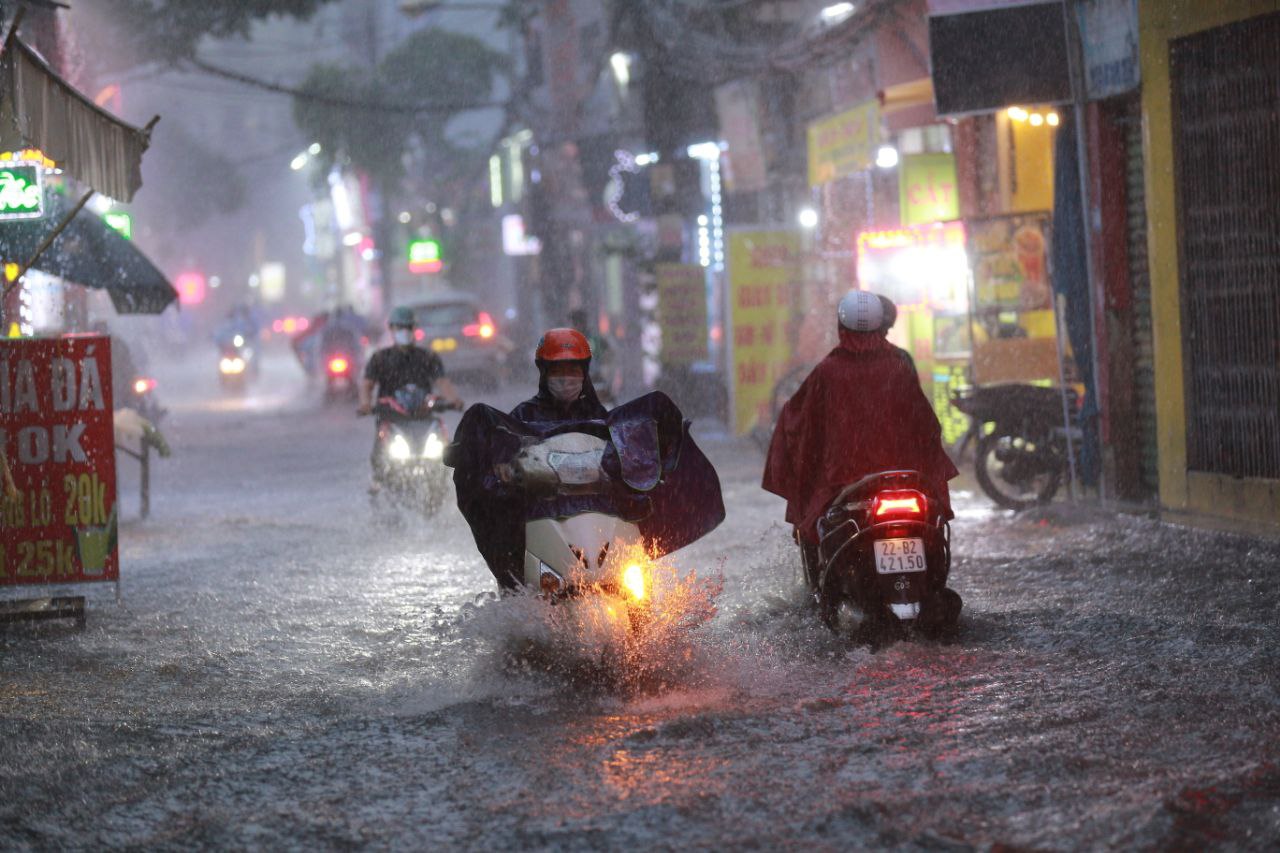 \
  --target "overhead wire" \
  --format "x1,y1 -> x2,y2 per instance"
181,56 -> 509,115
